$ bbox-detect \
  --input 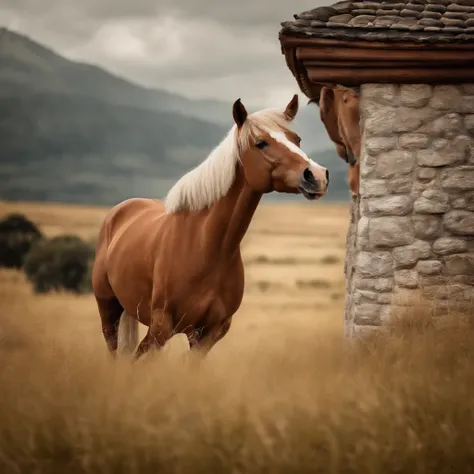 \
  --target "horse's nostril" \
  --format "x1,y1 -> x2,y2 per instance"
303,168 -> 315,184
325,169 -> 330,183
